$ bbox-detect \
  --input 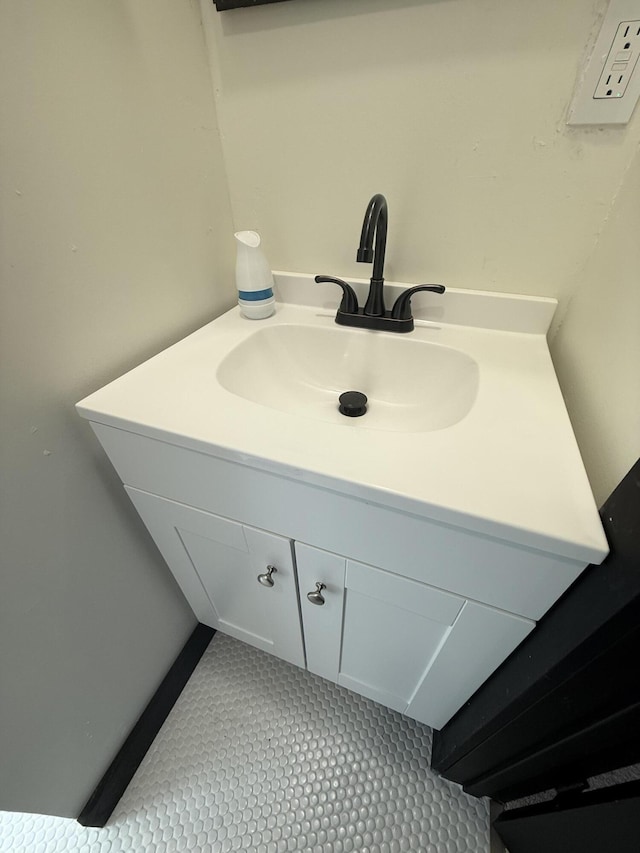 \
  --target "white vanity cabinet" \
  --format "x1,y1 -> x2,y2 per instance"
126,488 -> 305,669
81,422 -> 595,730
